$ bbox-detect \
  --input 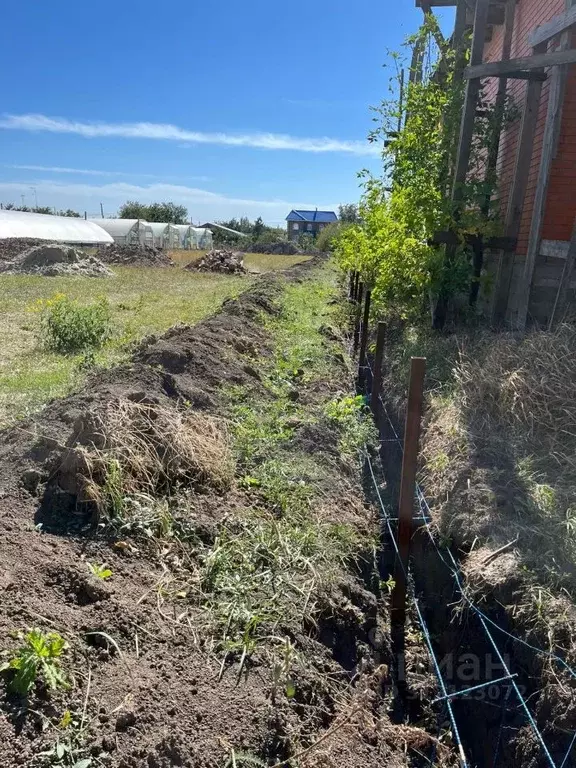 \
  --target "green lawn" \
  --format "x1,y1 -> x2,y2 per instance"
0,265 -> 250,428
